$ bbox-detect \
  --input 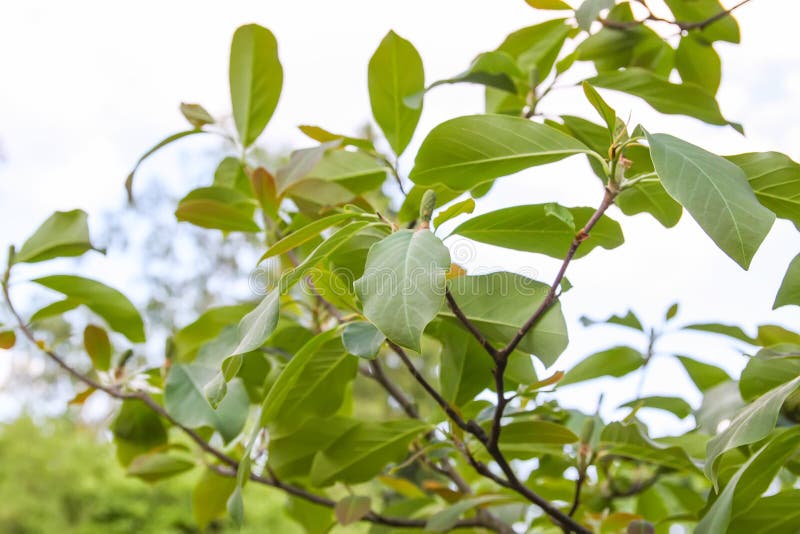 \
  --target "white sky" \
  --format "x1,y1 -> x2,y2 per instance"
1,0 -> 799,430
